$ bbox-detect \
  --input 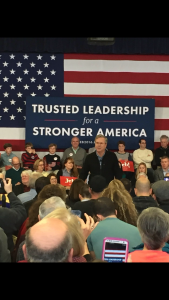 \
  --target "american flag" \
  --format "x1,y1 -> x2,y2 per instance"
0,53 -> 63,151
0,53 -> 168,153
